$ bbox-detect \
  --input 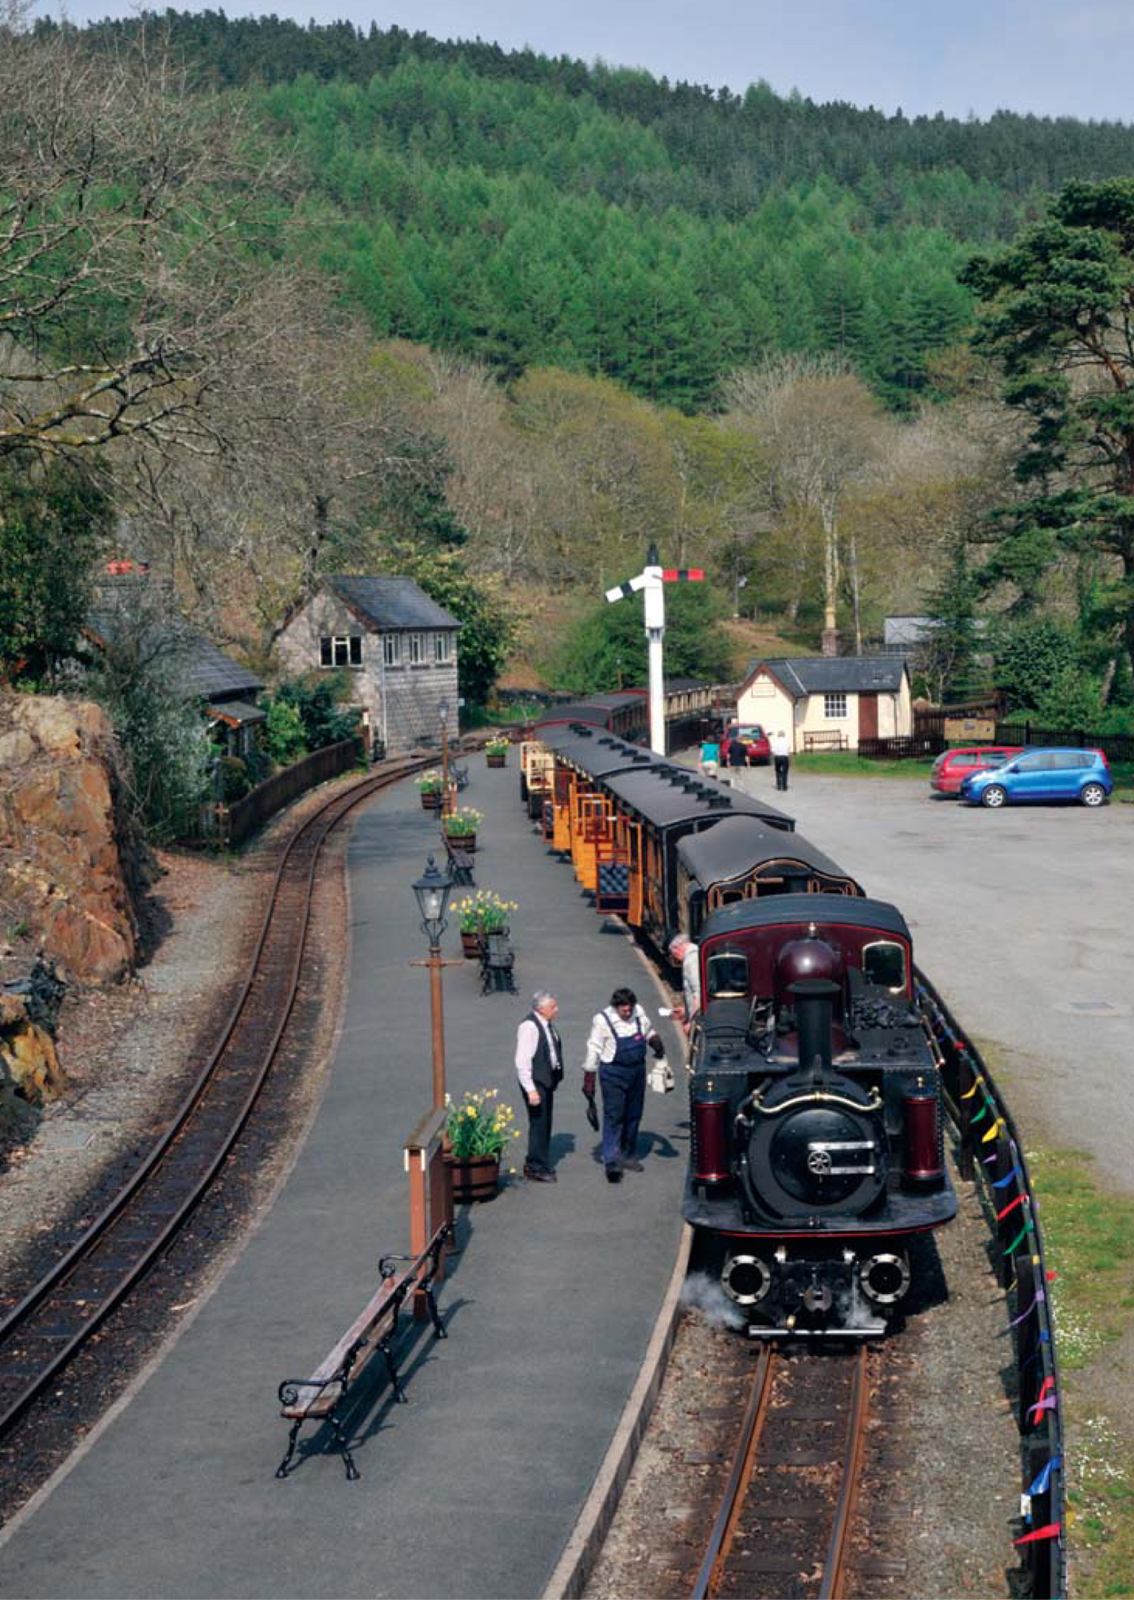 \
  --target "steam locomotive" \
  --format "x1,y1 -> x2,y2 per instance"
522,707 -> 957,1338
